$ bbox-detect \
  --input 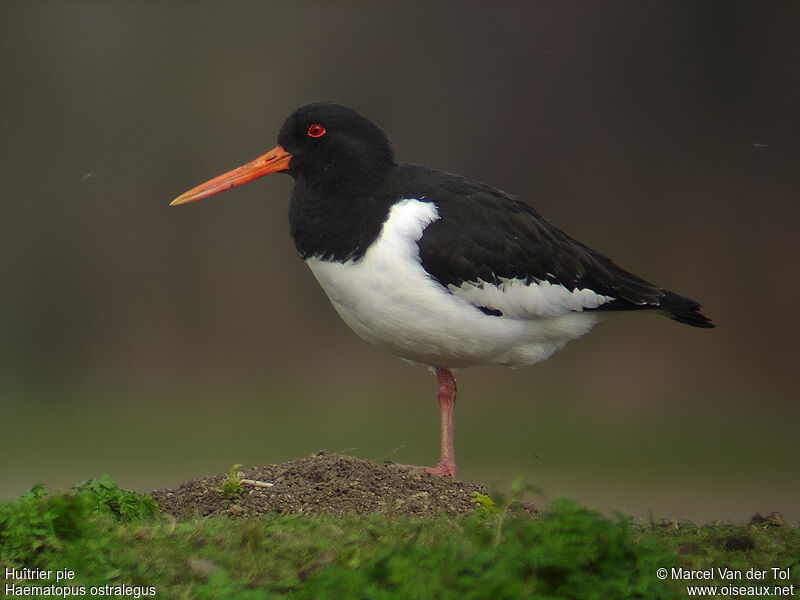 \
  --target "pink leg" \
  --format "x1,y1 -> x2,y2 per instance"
426,367 -> 457,477
394,367 -> 457,478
